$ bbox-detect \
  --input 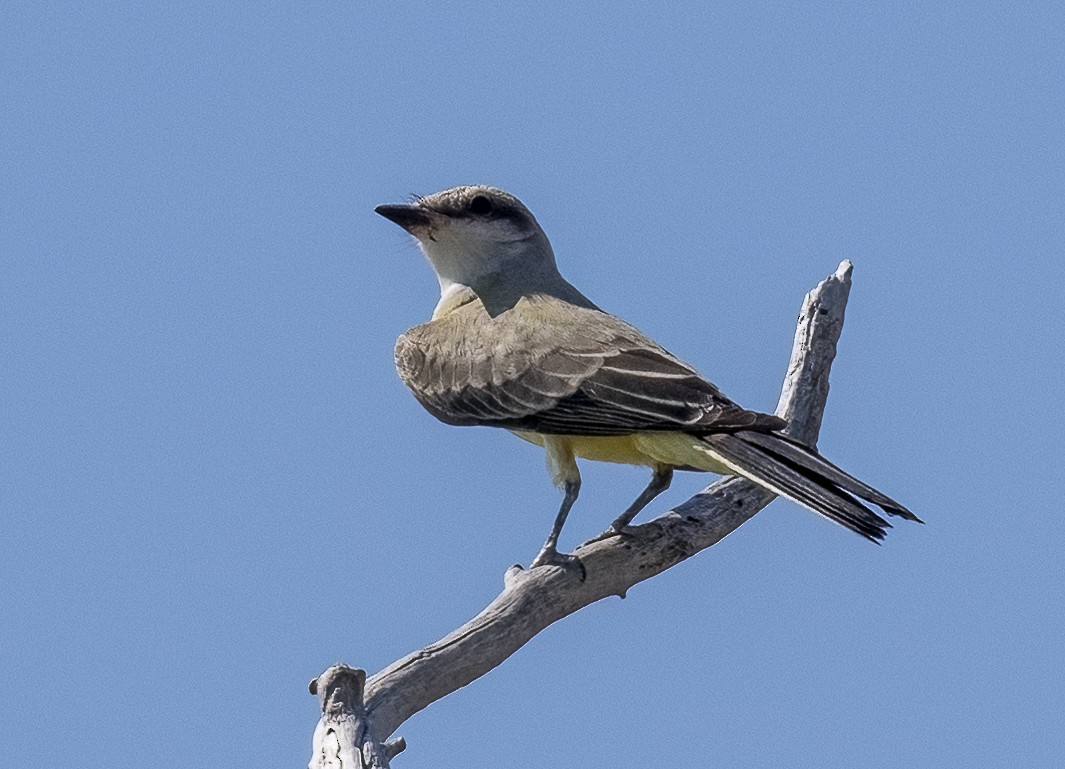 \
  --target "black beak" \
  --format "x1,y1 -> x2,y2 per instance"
374,204 -> 432,232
